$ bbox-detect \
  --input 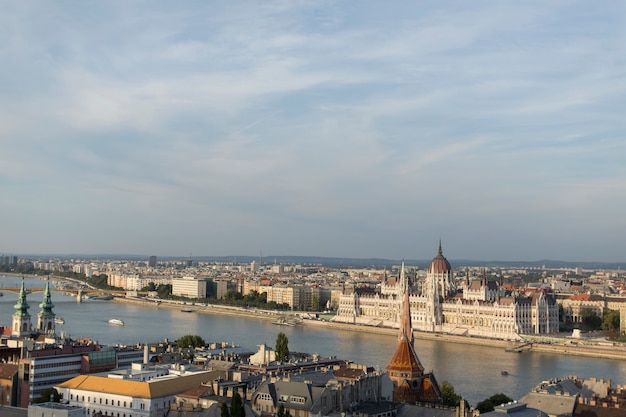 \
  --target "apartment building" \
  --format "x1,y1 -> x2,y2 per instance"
172,276 -> 207,299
